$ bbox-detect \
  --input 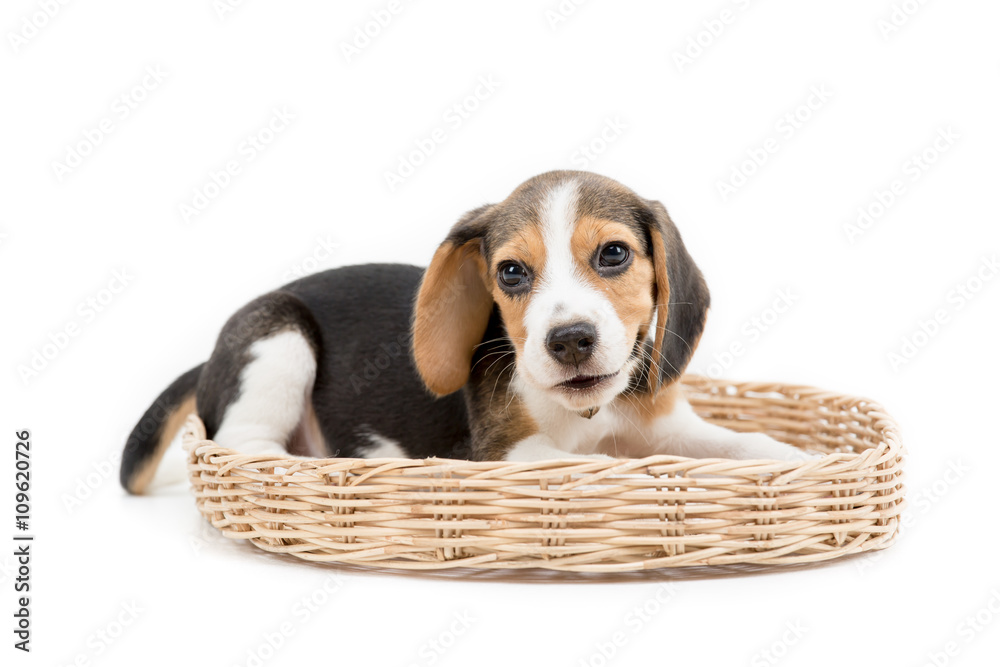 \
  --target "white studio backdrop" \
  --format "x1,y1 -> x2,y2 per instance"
2,1 -> 999,666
